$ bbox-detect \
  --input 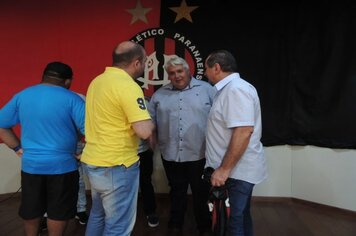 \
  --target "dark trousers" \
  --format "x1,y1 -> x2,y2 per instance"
162,158 -> 211,231
139,149 -> 157,216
